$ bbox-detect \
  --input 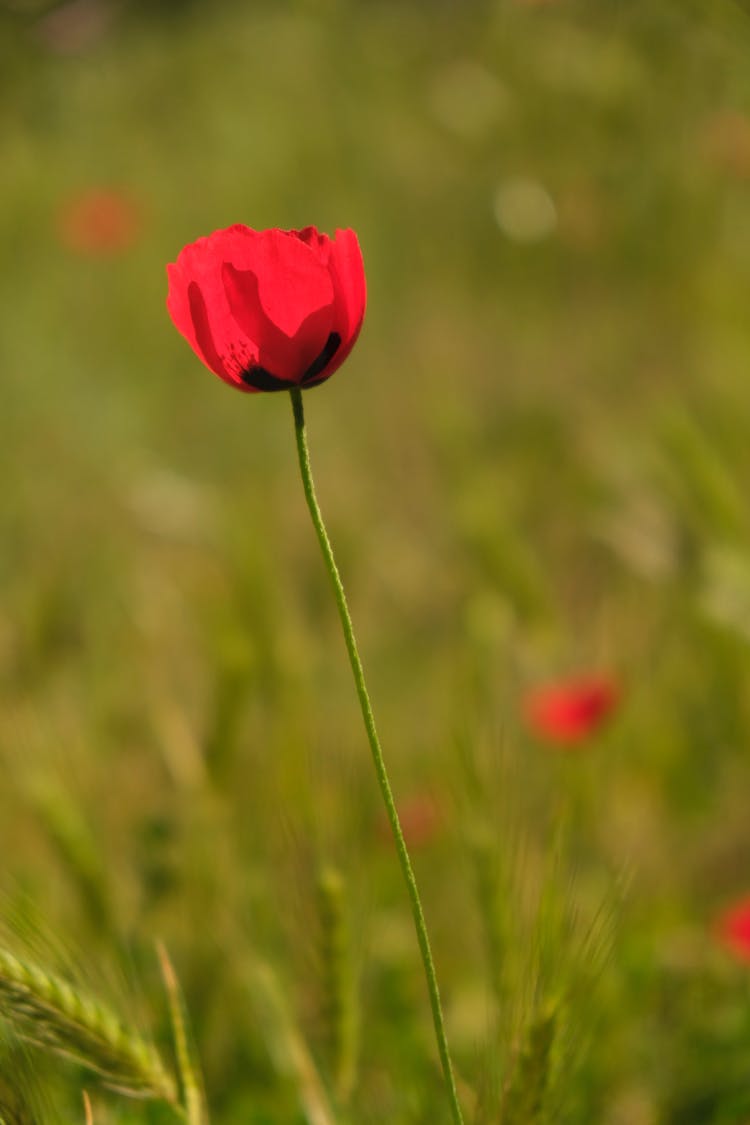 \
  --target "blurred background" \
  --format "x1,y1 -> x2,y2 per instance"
3,0 -> 750,1121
